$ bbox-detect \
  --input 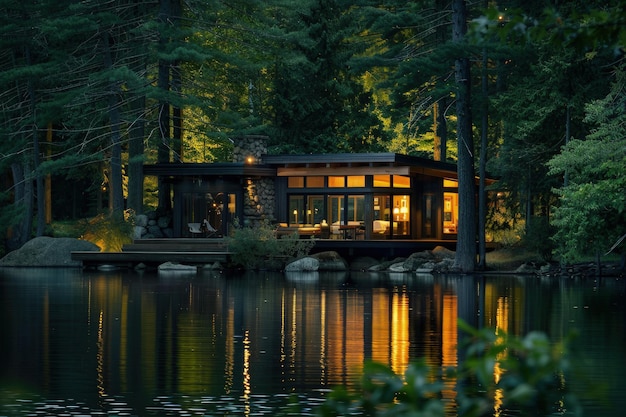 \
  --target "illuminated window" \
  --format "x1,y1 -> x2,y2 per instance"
443,179 -> 458,188
307,176 -> 324,187
347,176 -> 365,187
288,177 -> 304,188
289,195 -> 304,225
328,195 -> 345,224
392,195 -> 410,236
393,175 -> 411,188
328,176 -> 345,187
373,175 -> 391,187
443,192 -> 458,234
306,195 -> 324,224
